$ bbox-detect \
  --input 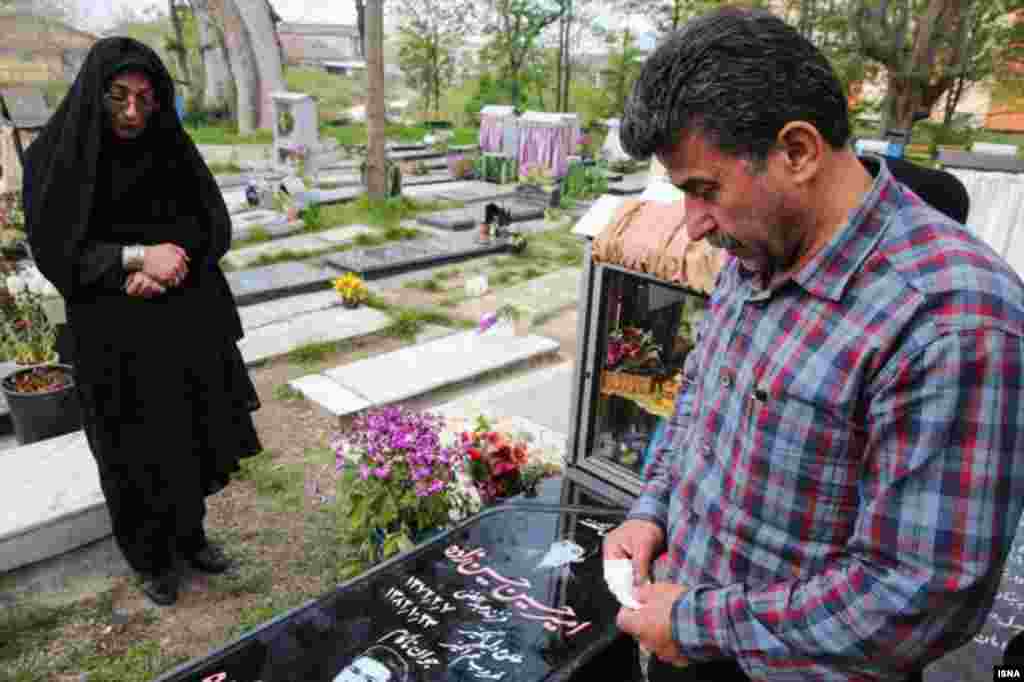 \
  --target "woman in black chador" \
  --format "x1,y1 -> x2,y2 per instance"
22,37 -> 262,606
